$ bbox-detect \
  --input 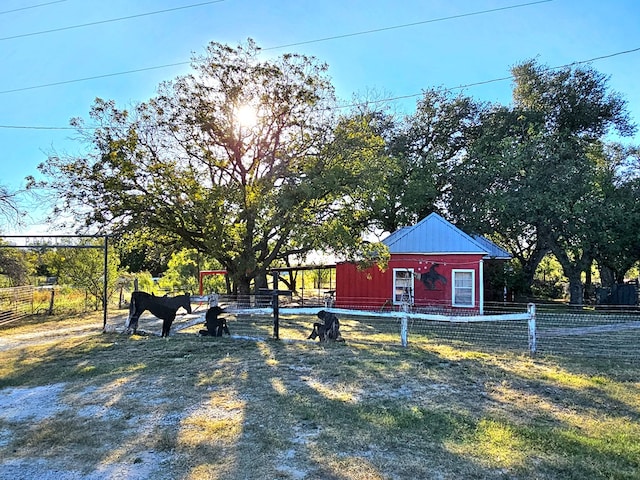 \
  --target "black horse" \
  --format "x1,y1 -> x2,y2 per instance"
415,263 -> 447,290
308,310 -> 343,342
125,292 -> 192,337
199,305 -> 230,337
